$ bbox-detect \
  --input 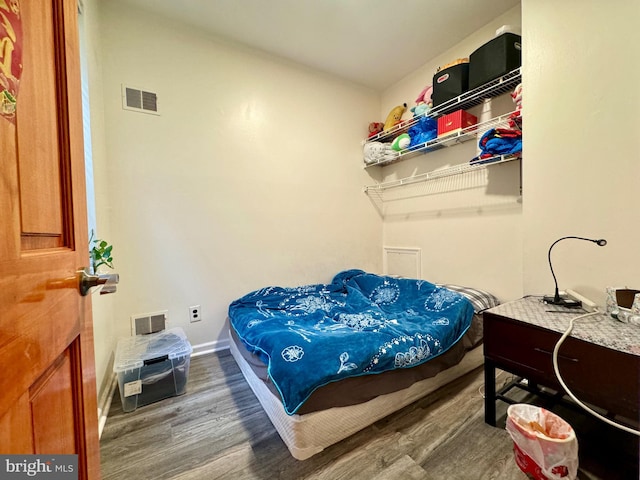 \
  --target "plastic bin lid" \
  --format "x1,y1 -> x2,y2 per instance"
113,327 -> 193,372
